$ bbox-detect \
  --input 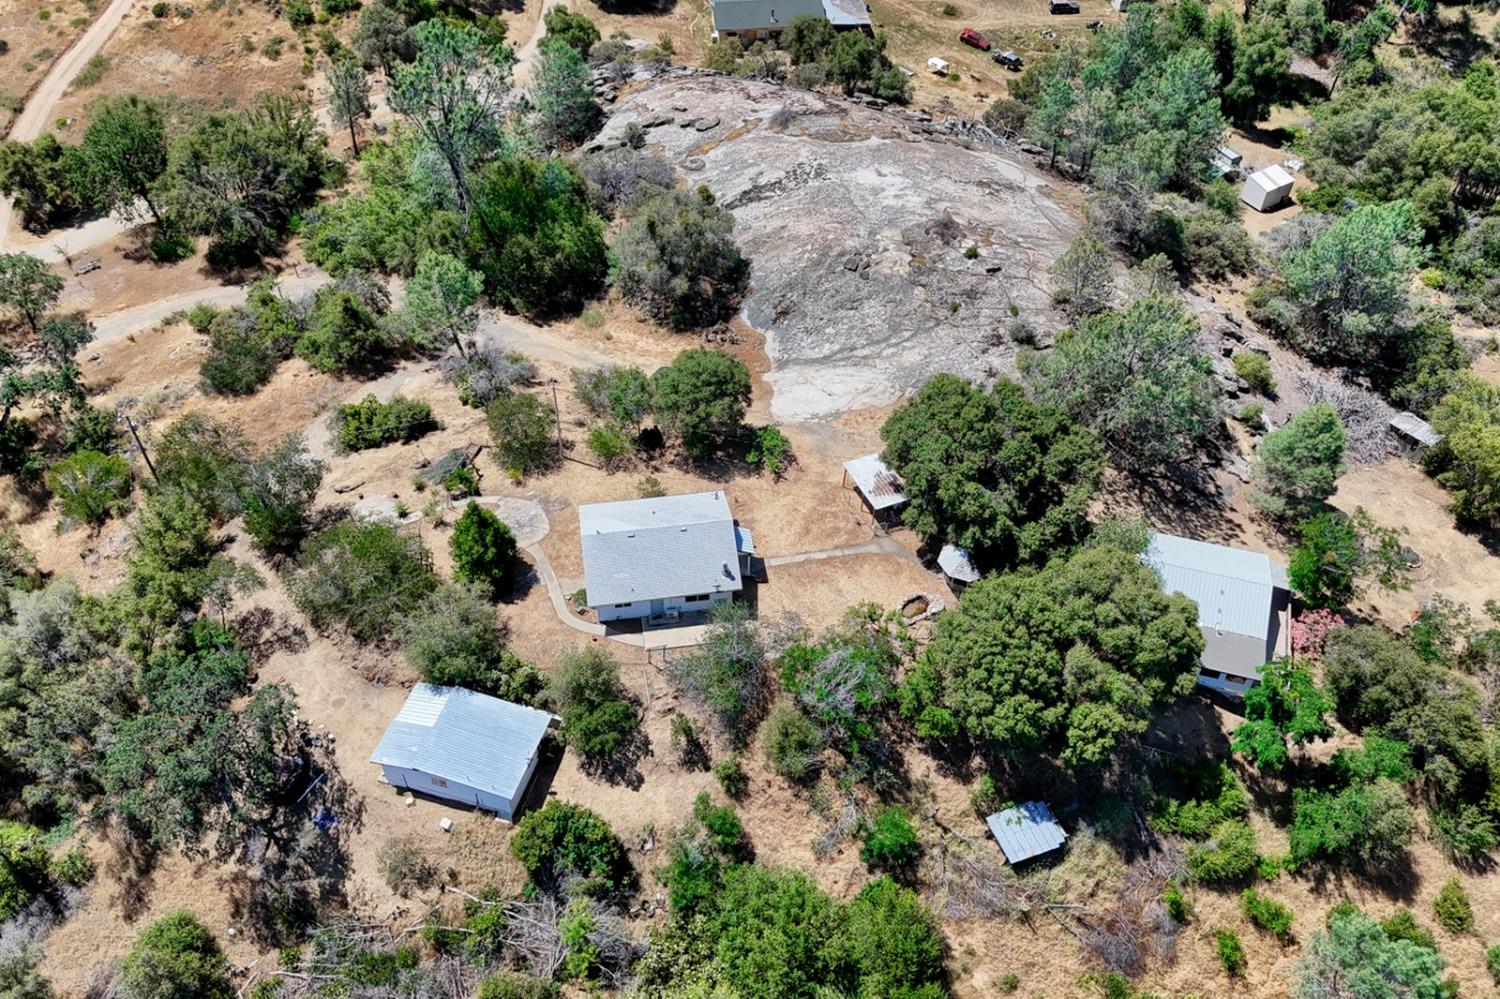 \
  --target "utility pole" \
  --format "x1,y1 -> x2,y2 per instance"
125,414 -> 159,484
550,379 -> 564,456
